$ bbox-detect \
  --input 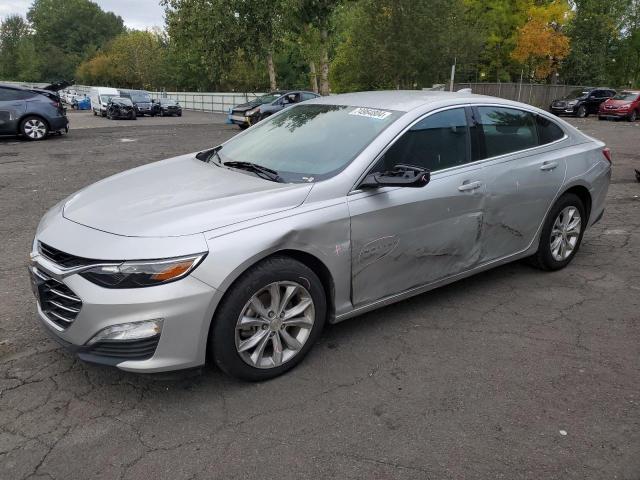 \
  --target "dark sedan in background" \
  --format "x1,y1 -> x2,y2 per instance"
153,98 -> 182,117
0,83 -> 69,140
550,87 -> 616,118
229,90 -> 320,128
